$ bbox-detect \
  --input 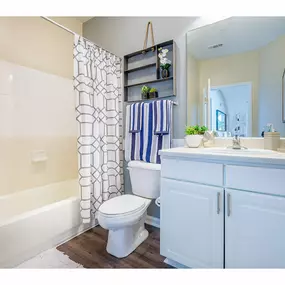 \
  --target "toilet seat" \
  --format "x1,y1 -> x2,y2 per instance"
98,195 -> 151,231
98,194 -> 146,217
